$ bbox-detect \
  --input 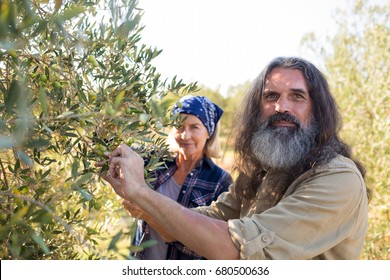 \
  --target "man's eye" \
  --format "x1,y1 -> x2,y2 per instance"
293,94 -> 304,99
264,93 -> 277,100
